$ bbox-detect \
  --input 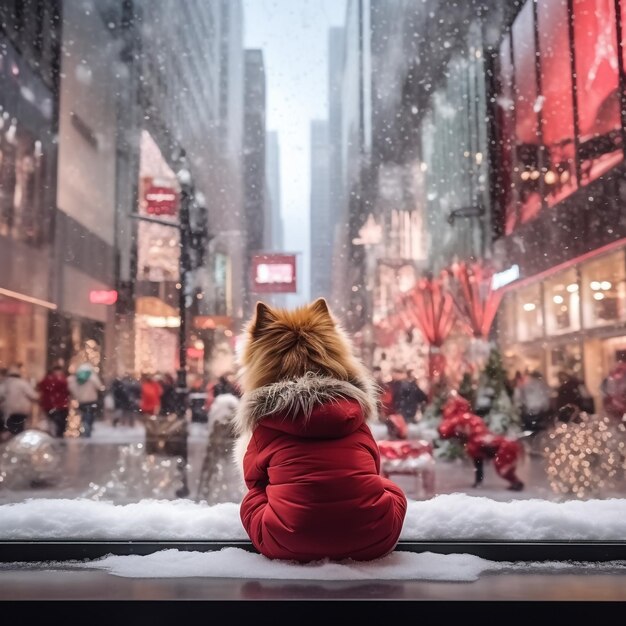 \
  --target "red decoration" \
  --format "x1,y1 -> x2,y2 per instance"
438,395 -> 524,490
445,261 -> 502,339
405,276 -> 455,381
